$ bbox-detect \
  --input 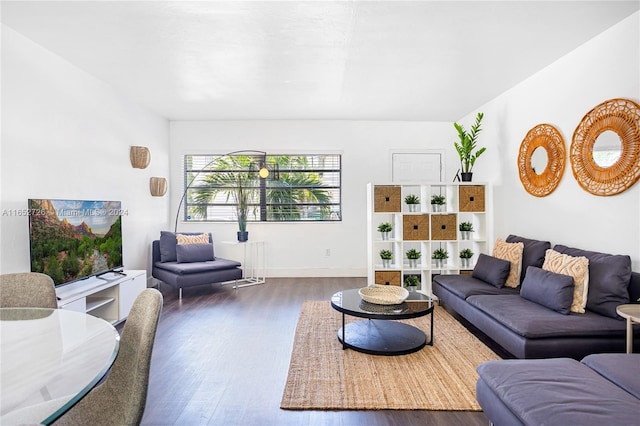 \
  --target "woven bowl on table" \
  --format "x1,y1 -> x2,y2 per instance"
358,284 -> 409,305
